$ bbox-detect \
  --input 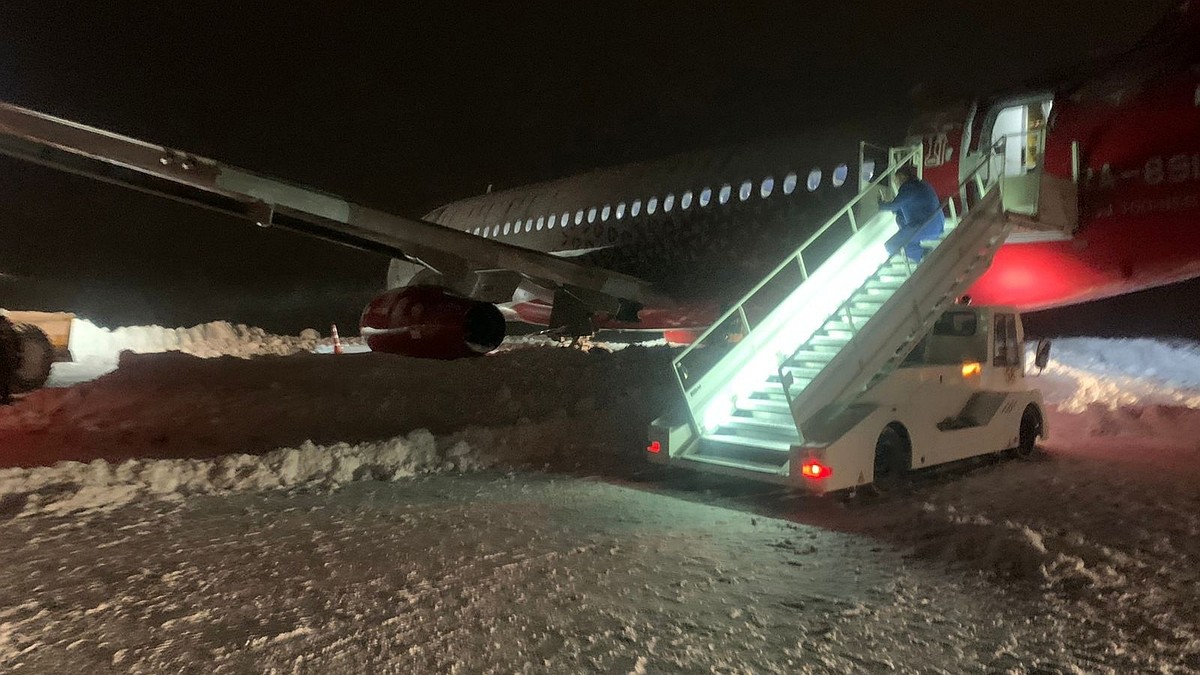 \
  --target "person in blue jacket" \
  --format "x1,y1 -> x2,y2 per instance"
879,165 -> 945,263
